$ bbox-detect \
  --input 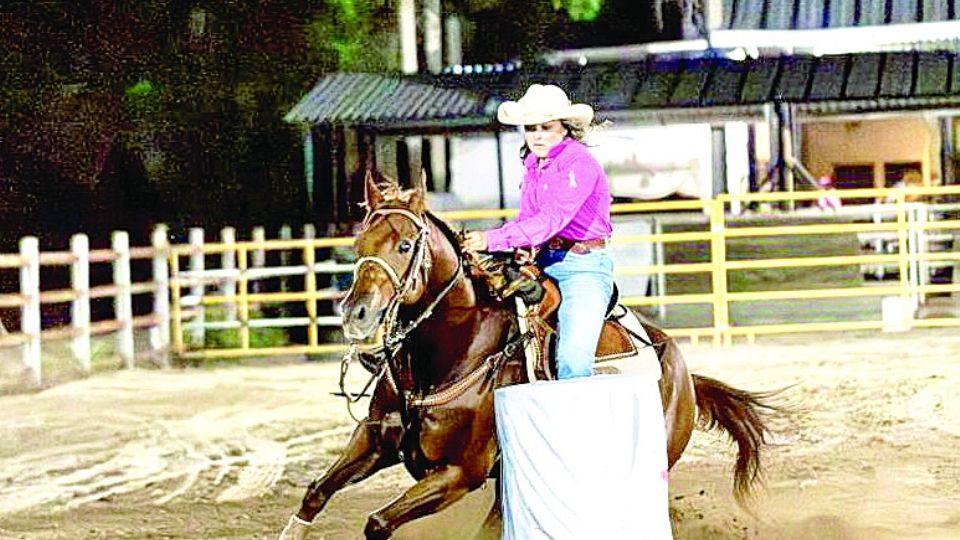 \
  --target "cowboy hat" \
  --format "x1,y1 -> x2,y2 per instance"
497,84 -> 594,127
